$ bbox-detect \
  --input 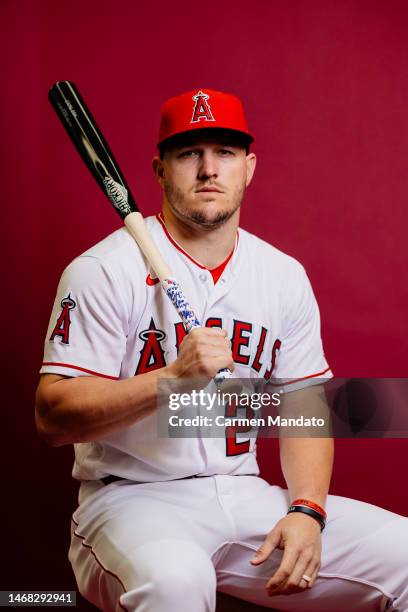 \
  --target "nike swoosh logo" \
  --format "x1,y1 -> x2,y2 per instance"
146,274 -> 160,286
